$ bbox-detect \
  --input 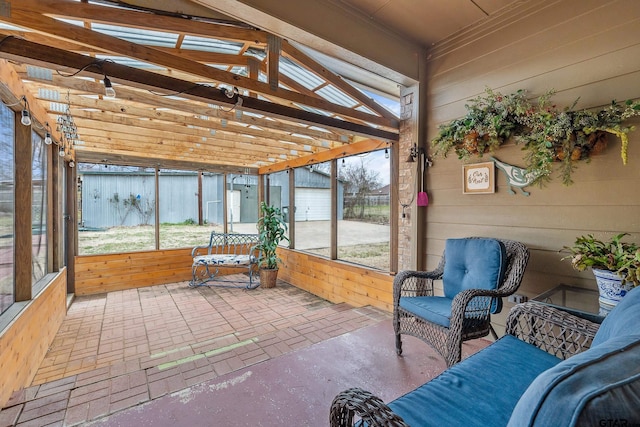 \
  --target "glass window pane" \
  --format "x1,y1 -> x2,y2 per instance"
158,170 -> 224,249
338,150 -> 390,270
77,163 -> 156,254
31,131 -> 47,284
0,103 -> 15,314
266,171 -> 290,242
294,162 -> 331,256
226,173 -> 258,234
